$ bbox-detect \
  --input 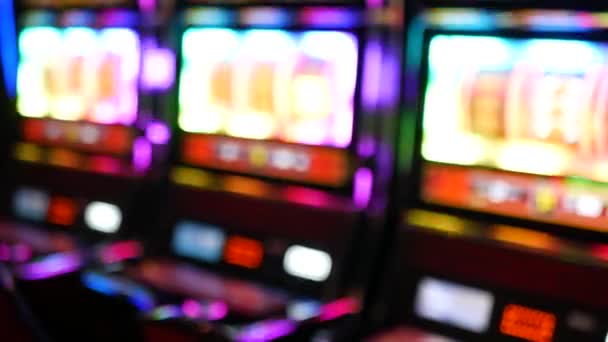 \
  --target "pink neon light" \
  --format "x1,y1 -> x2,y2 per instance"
208,302 -> 229,321
145,121 -> 170,145
138,0 -> 156,11
133,137 -> 152,171
182,299 -> 202,319
354,168 -> 373,208
142,47 -> 175,91
319,297 -> 359,322
99,240 -> 143,264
